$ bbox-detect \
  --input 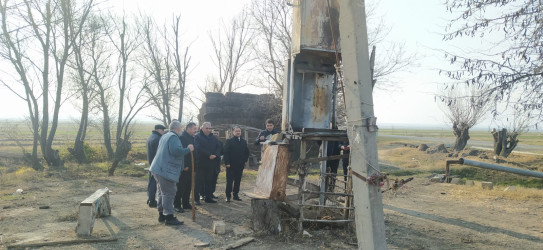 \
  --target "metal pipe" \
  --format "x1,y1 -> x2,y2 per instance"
445,158 -> 543,182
